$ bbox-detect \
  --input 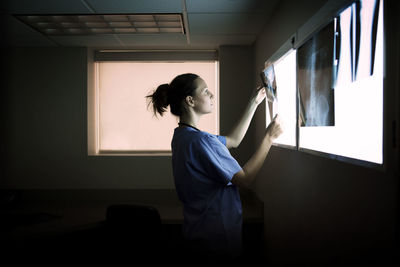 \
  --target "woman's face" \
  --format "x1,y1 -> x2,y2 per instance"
192,77 -> 214,114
